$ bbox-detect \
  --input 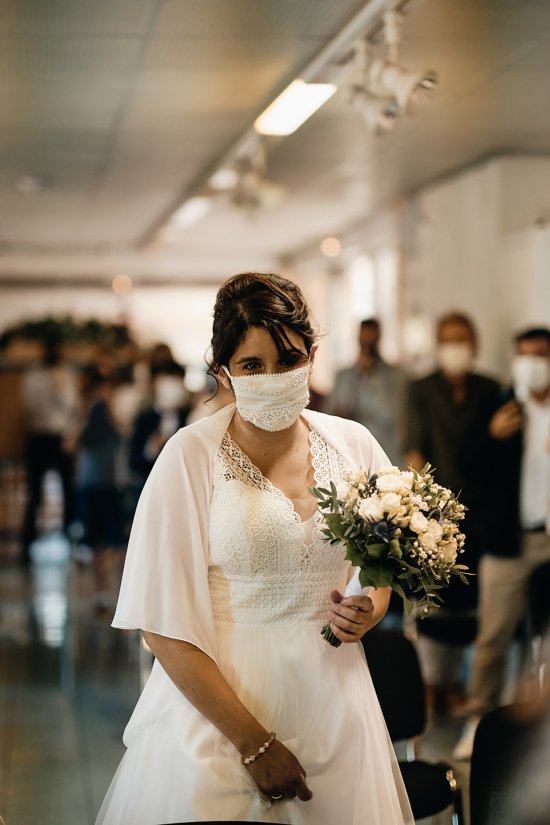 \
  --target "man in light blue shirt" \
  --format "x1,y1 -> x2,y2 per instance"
325,318 -> 407,465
